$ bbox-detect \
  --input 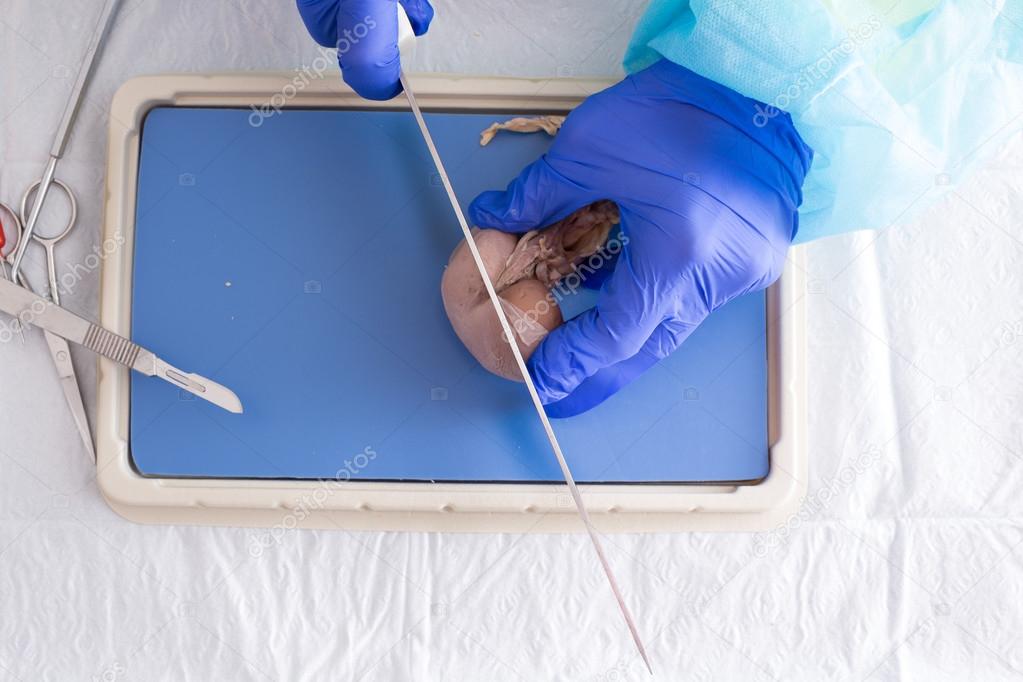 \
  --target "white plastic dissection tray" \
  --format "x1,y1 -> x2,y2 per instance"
97,73 -> 807,532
